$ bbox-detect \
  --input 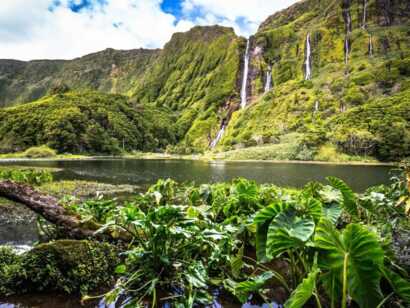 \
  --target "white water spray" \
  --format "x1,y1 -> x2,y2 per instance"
343,7 -> 352,65
362,0 -> 368,28
264,66 -> 272,93
369,34 -> 373,56
240,39 -> 251,109
305,33 -> 312,80
344,37 -> 350,64
210,125 -> 226,149
314,101 -> 319,112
